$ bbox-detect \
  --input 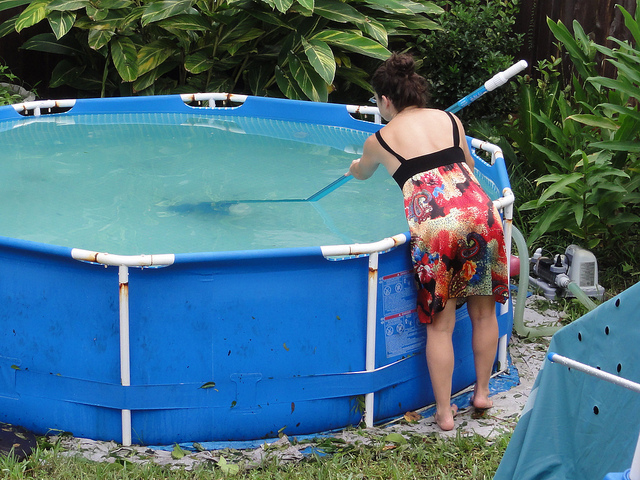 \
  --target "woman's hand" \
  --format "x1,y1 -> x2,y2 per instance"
348,158 -> 361,178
